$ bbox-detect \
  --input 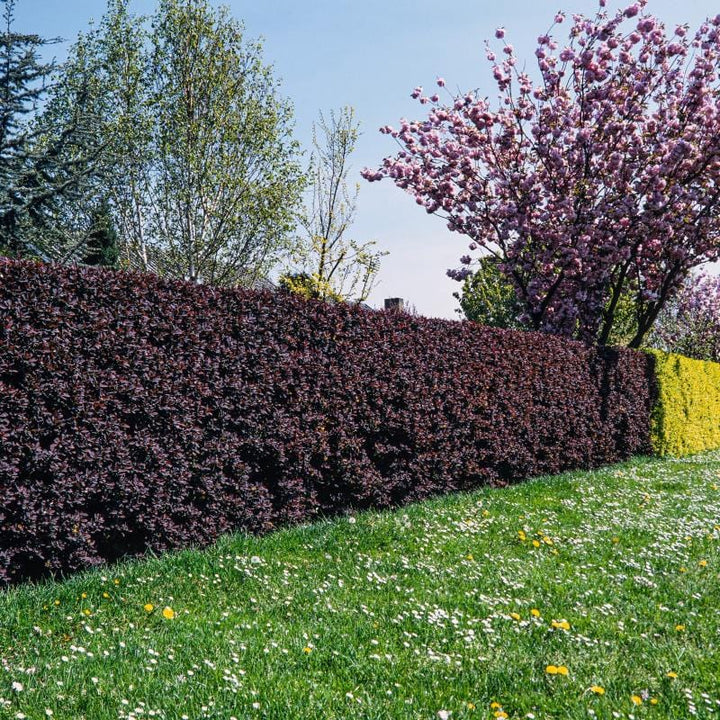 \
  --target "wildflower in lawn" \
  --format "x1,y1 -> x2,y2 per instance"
437,711 -> 451,720
102,592 -> 109,599
631,695 -> 643,705
466,554 -> 474,560
162,607 -> 175,620
531,608 -> 541,618
532,540 -> 541,548
82,609 -> 91,616
680,567 -> 687,573
510,612 -> 521,621
590,685 -> 605,695
467,702 -> 475,710
551,620 -> 570,630
675,624 -> 685,631
490,702 -> 502,709
495,712 -> 508,719
650,698 -> 659,705
11,682 -> 23,692
144,604 -> 154,613
546,665 -> 568,675
612,537 -> 620,543
81,593 -> 87,599
303,646 -> 313,653
518,530 -> 527,541
699,560 -> 708,567
666,671 -> 678,679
